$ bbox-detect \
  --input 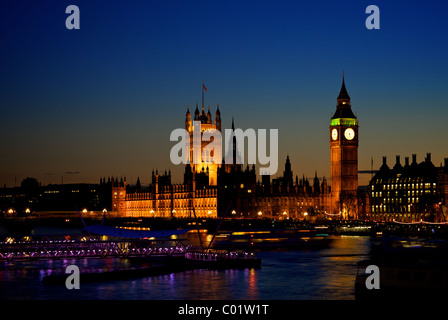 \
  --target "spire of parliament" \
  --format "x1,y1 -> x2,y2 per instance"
337,73 -> 350,104
332,74 -> 356,120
